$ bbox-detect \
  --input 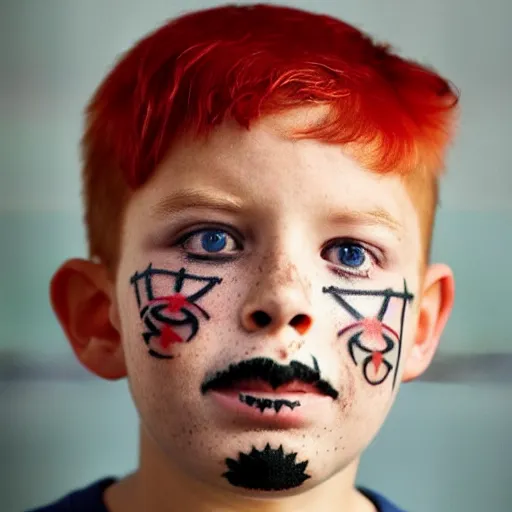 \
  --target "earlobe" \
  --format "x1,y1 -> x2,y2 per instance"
401,263 -> 455,382
50,258 -> 127,380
